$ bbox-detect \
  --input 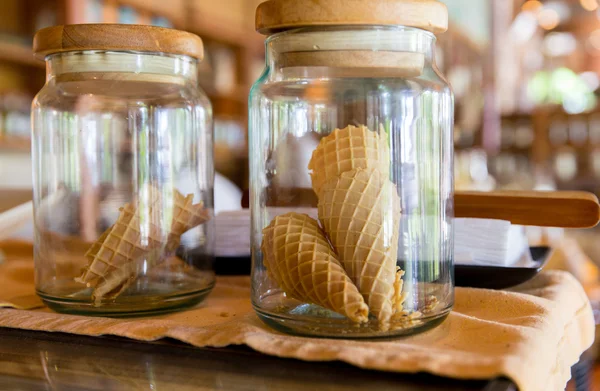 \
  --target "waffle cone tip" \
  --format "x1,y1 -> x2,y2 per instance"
261,212 -> 369,323
76,188 -> 209,304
